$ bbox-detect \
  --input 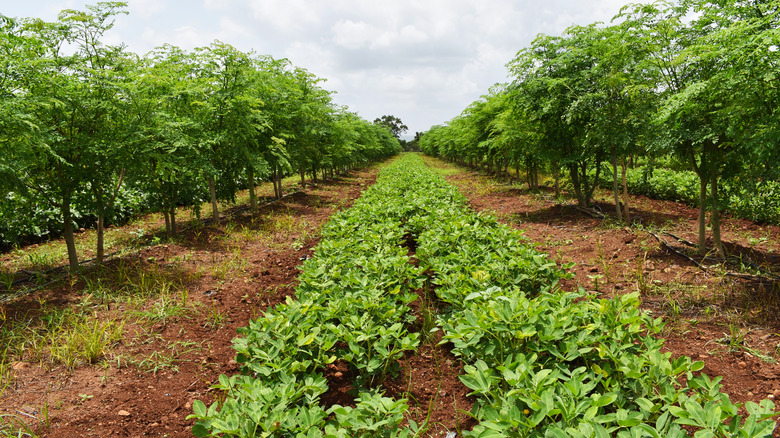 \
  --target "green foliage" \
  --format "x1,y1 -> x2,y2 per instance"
193,155 -> 777,437
1,4 -> 400,258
